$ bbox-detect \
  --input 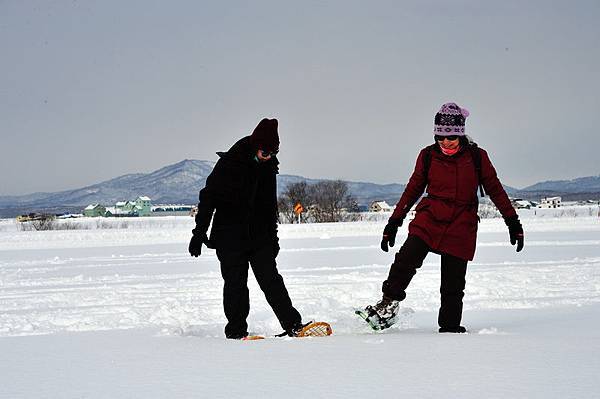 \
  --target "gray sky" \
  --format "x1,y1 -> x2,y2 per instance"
2,0 -> 599,195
